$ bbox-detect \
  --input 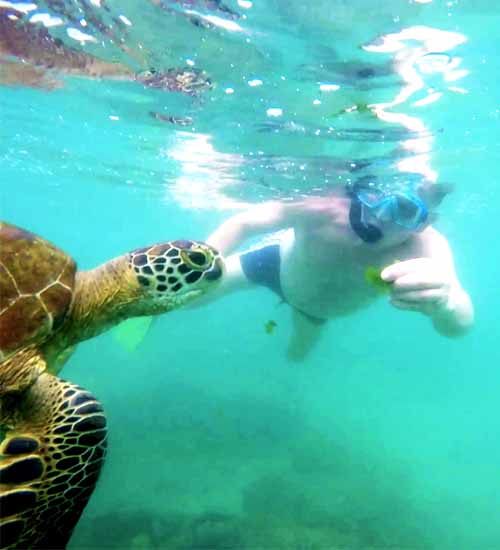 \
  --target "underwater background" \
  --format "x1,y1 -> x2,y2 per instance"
1,0 -> 500,548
